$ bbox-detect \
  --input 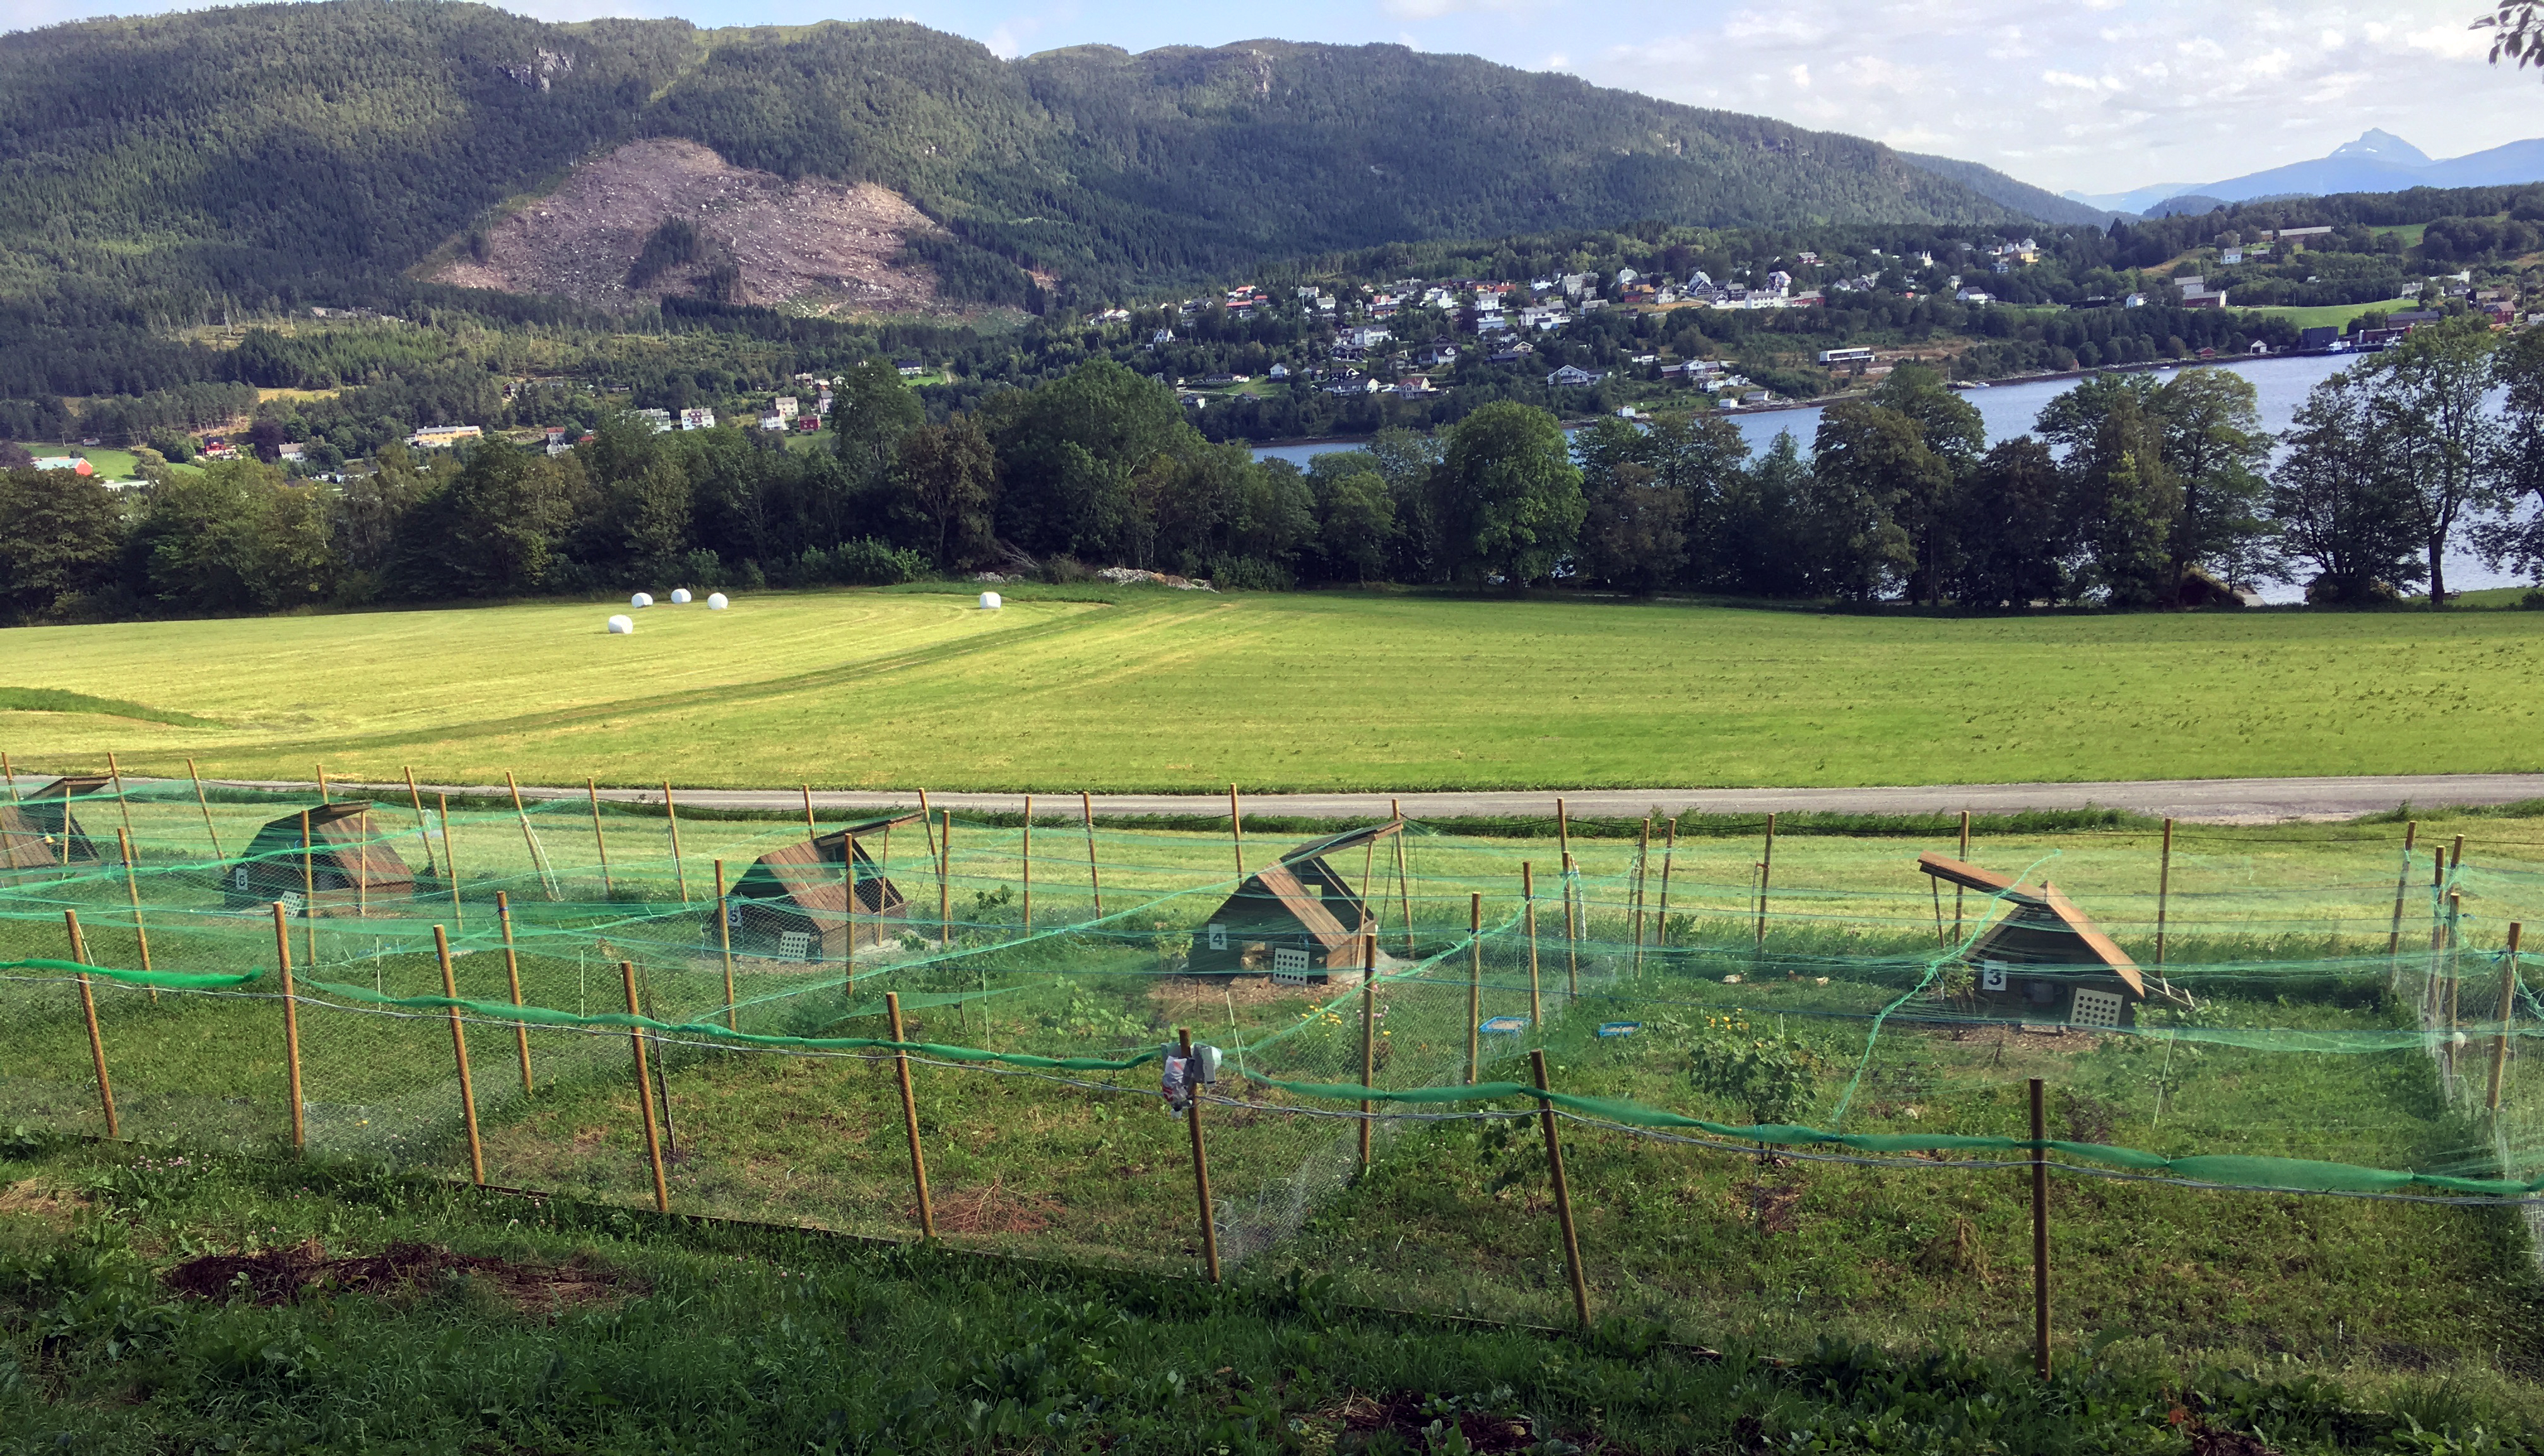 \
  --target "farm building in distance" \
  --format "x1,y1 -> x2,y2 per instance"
1917,853 -> 2169,1027
716,811 -> 924,963
0,776 -> 111,872
225,804 -> 417,913
1186,823 -> 1404,982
